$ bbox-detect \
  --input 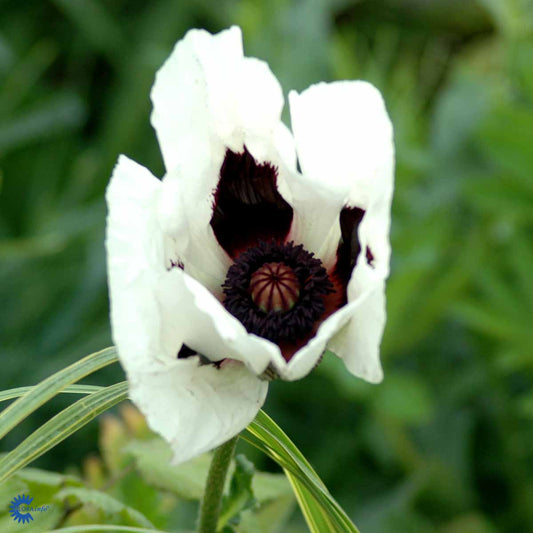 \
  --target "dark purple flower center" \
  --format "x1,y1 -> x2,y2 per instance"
222,241 -> 333,344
